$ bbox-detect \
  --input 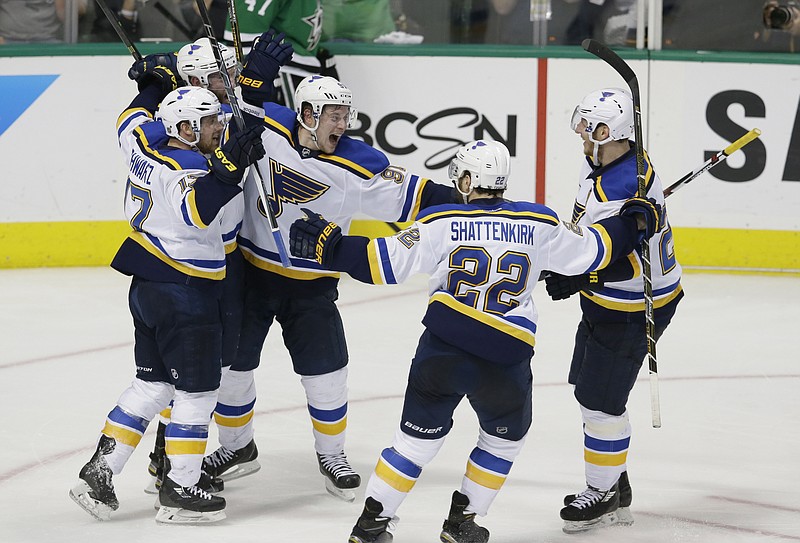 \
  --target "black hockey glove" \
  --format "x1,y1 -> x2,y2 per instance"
210,125 -> 266,185
289,208 -> 342,267
545,271 -> 603,301
619,197 -> 661,240
238,29 -> 294,104
128,52 -> 178,82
